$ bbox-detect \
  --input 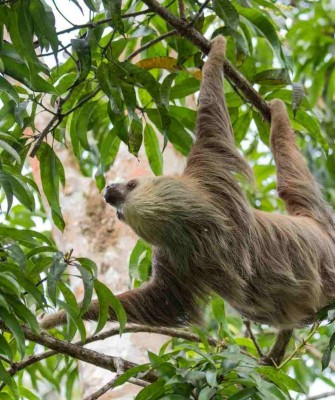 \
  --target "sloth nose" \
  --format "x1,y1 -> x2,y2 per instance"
104,183 -> 125,207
